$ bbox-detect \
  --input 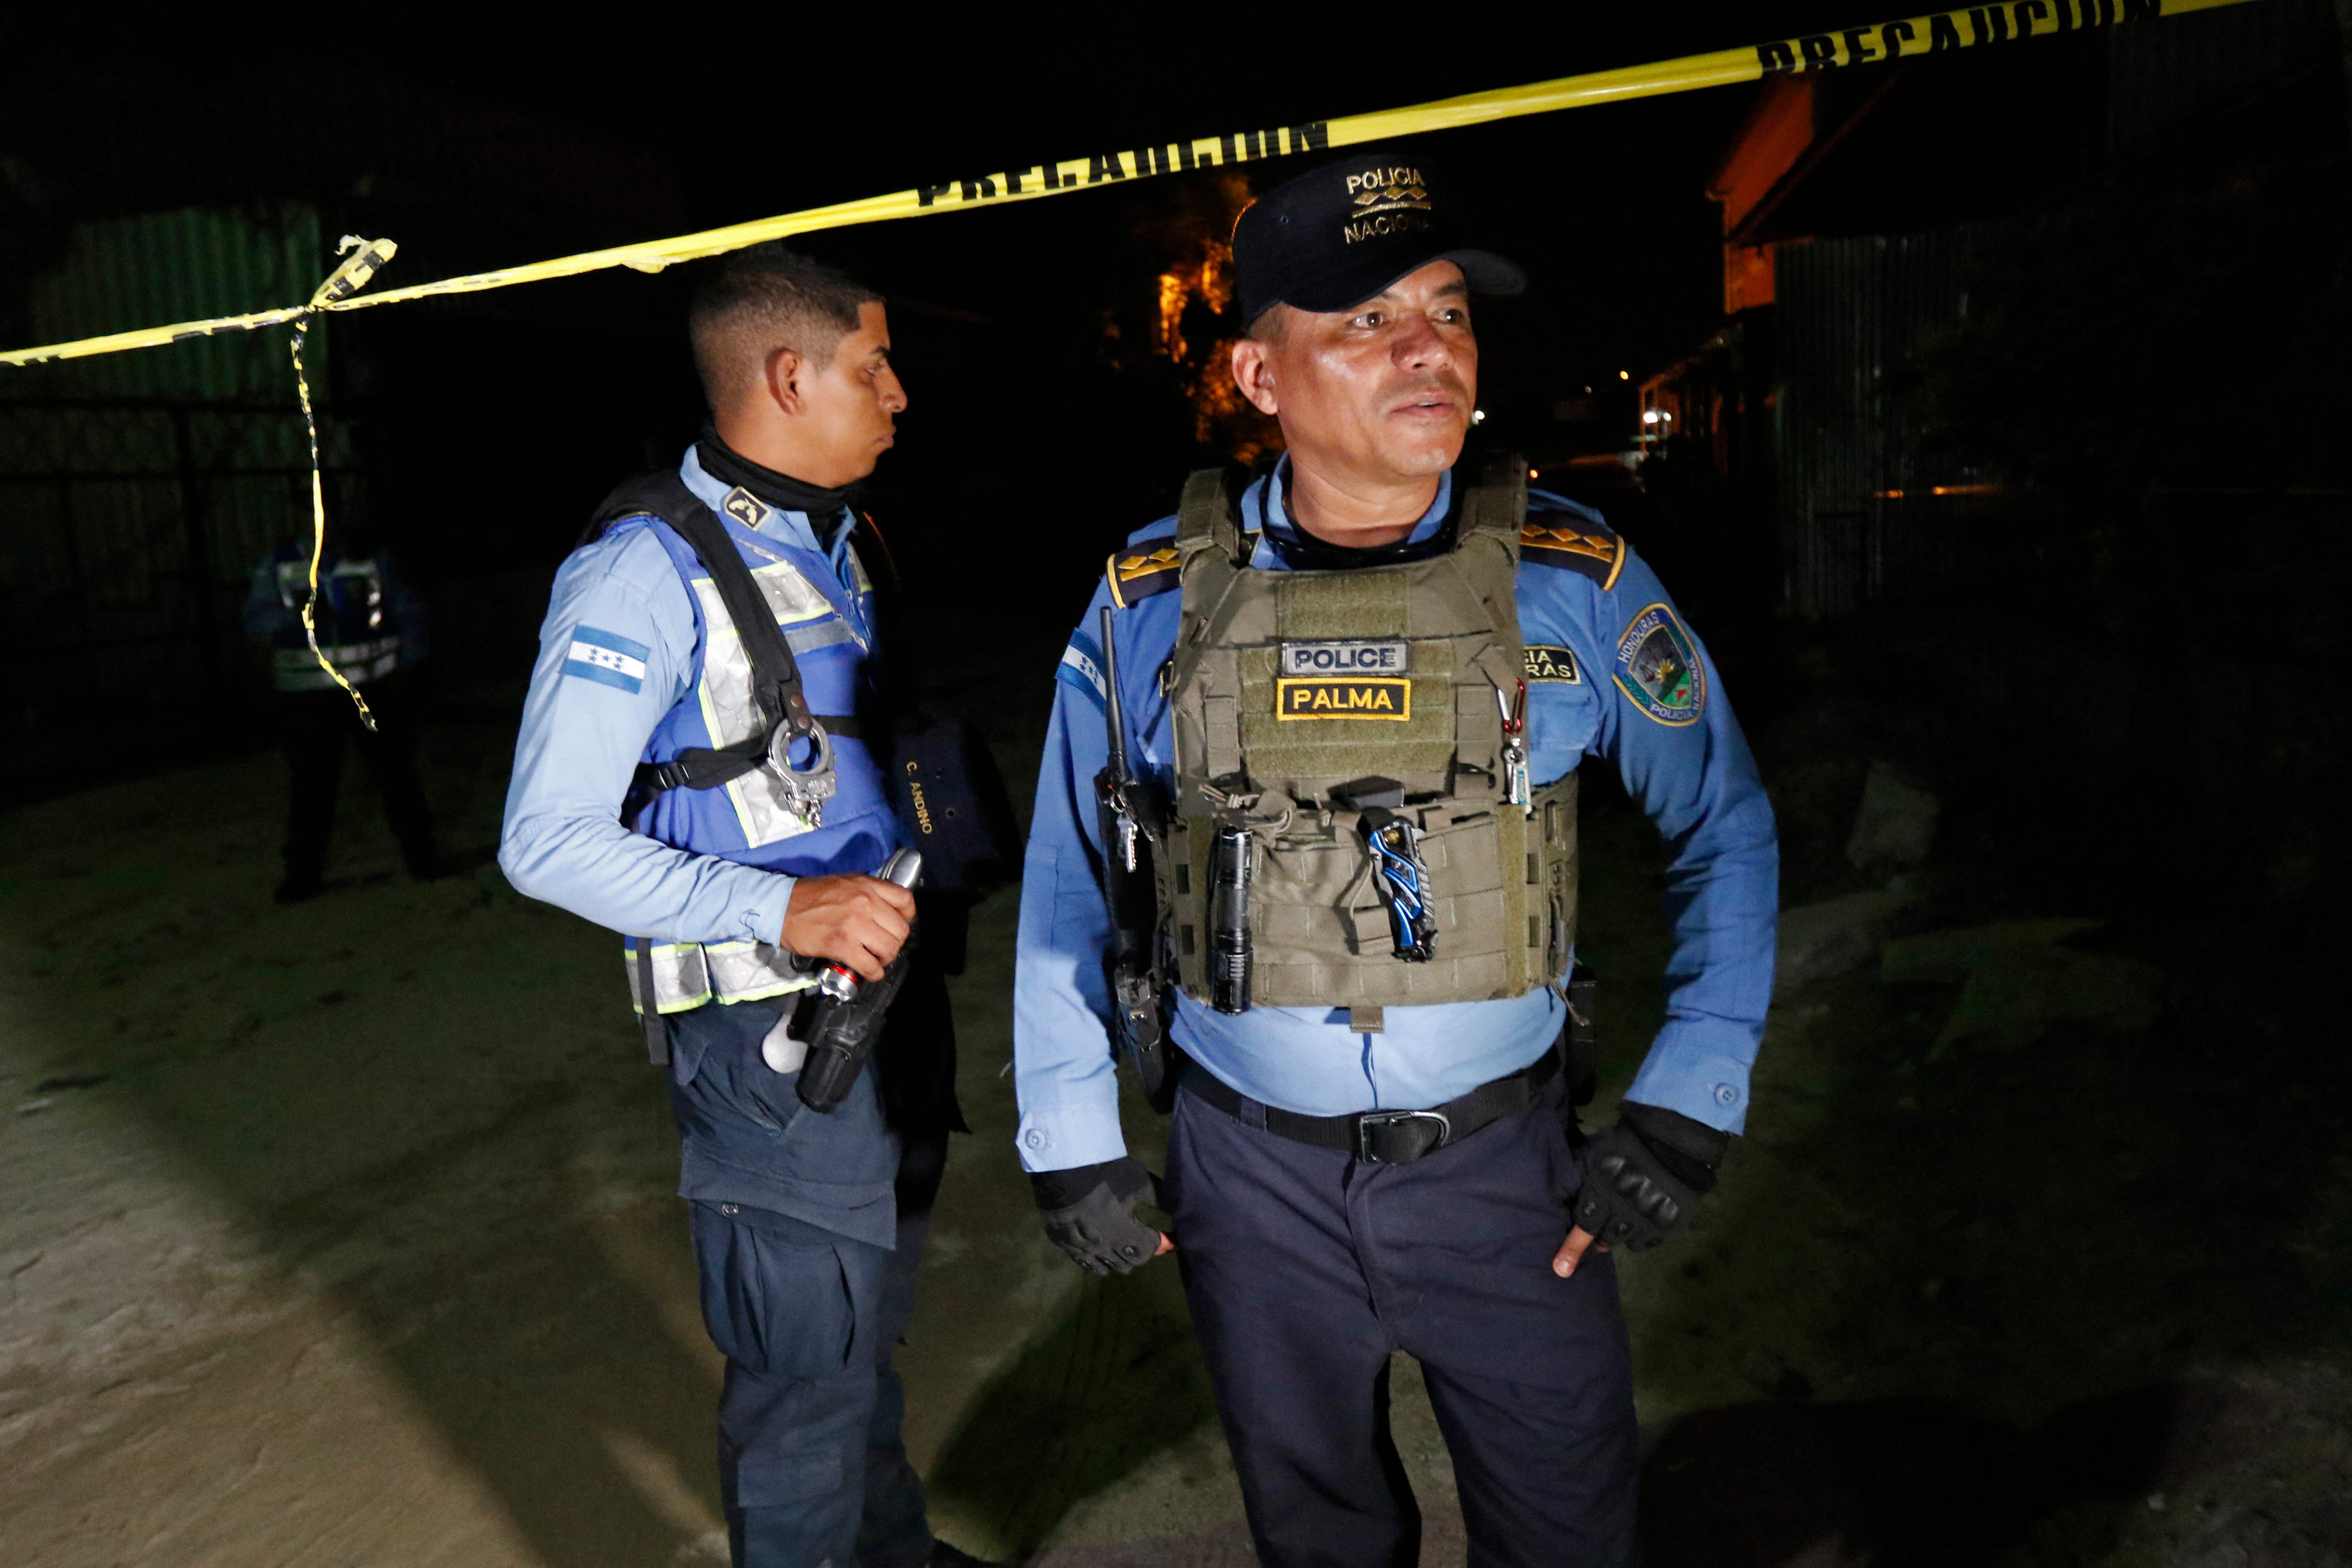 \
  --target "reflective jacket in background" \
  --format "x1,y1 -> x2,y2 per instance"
243,543 -> 429,692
